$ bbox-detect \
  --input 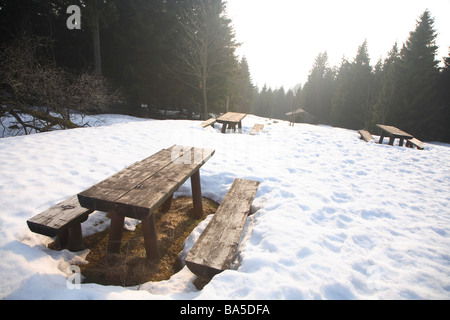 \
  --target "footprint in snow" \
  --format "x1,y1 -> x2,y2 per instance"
331,192 -> 352,203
